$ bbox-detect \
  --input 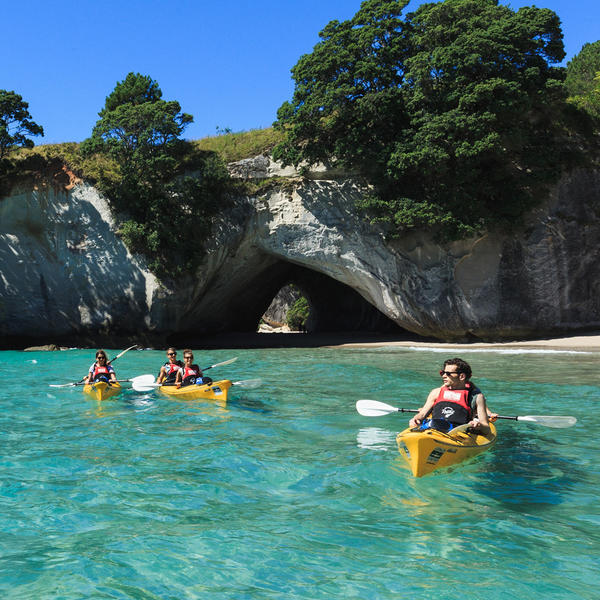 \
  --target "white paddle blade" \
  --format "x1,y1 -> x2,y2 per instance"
356,400 -> 399,417
232,378 -> 262,389
131,374 -> 156,385
518,415 -> 577,428
205,357 -> 238,370
49,382 -> 77,388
